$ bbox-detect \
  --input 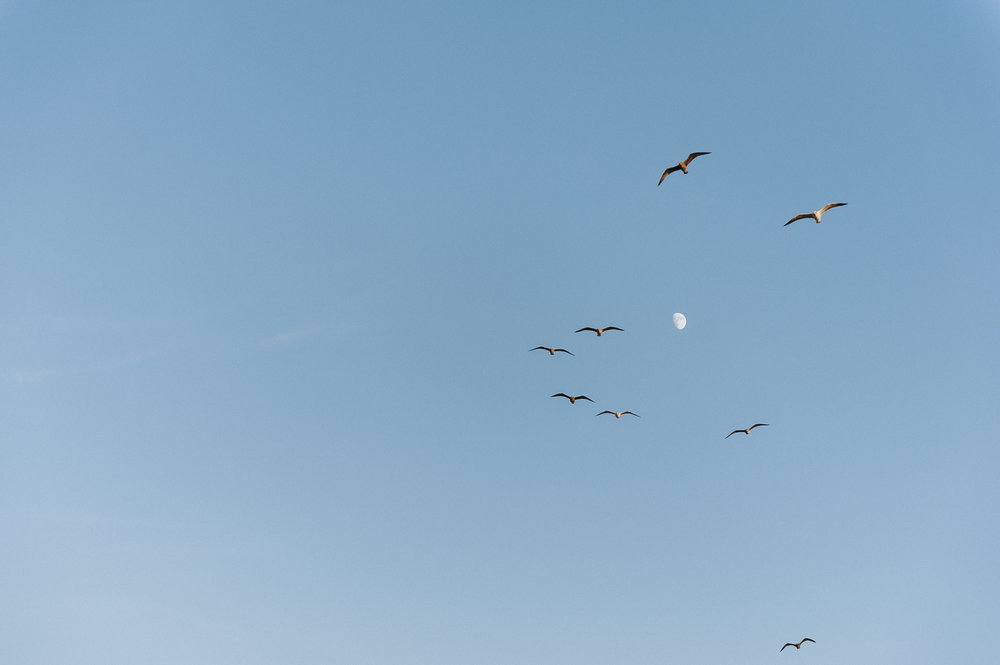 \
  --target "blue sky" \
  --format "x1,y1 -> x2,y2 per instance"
2,2 -> 999,663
